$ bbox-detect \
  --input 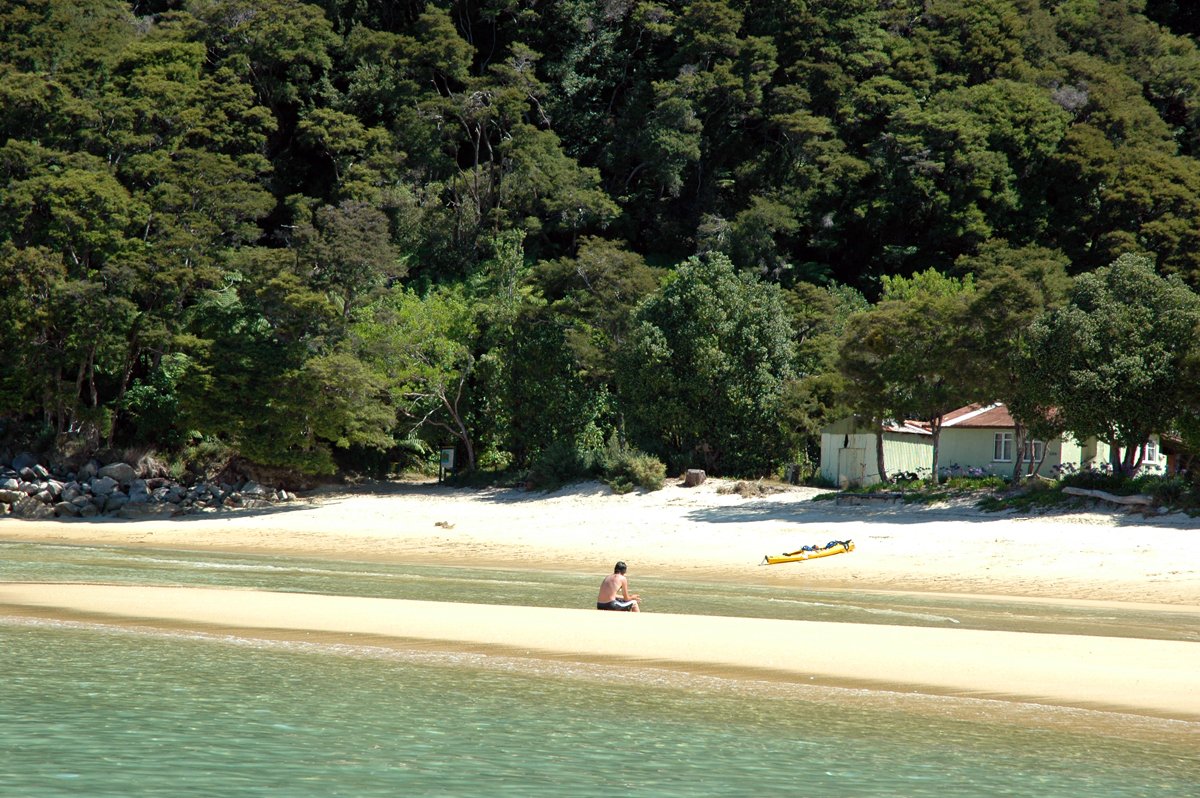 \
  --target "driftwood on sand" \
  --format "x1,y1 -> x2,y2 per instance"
1062,486 -> 1153,506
